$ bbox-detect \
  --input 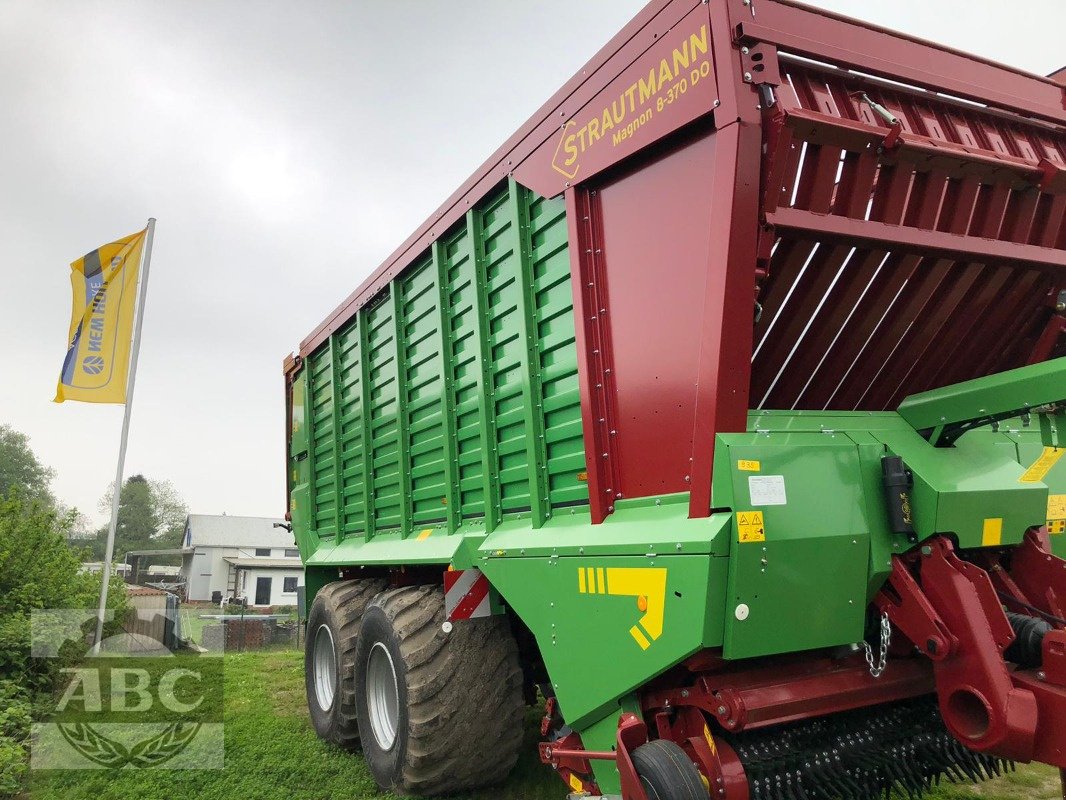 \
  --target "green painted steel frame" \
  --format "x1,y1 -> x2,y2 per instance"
433,240 -> 463,533
899,357 -> 1066,445
357,311 -> 376,539
390,285 -> 414,538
